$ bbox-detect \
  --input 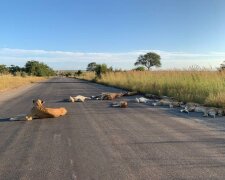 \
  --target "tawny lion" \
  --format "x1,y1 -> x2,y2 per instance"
91,92 -> 124,100
111,101 -> 128,108
10,99 -> 67,121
